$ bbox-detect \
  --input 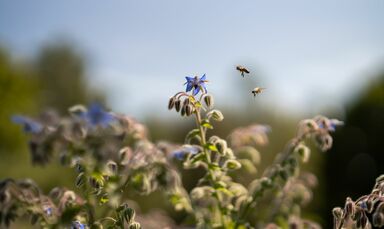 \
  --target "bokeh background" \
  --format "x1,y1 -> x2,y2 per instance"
1,1 -> 383,228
